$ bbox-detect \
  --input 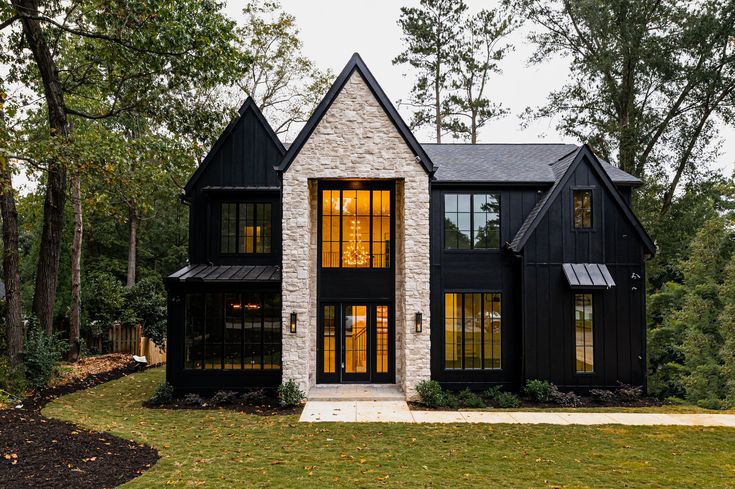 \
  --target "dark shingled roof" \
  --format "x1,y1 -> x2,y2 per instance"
167,264 -> 281,283
424,143 -> 641,185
